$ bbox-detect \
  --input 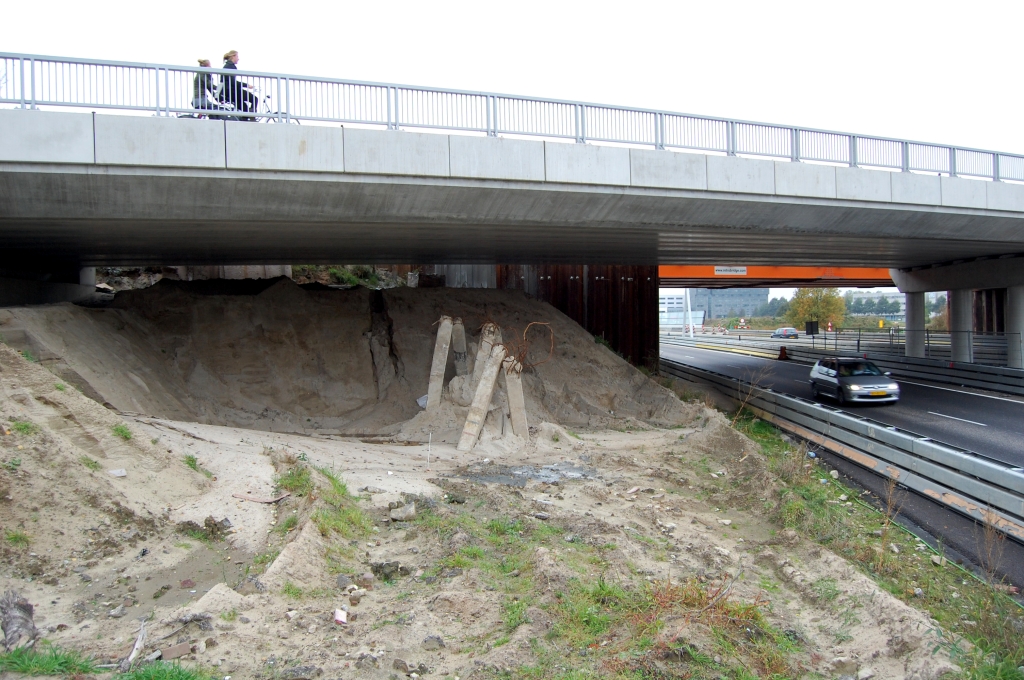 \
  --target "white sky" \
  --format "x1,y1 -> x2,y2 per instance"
4,0 -> 1017,295
6,0 -> 1022,154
